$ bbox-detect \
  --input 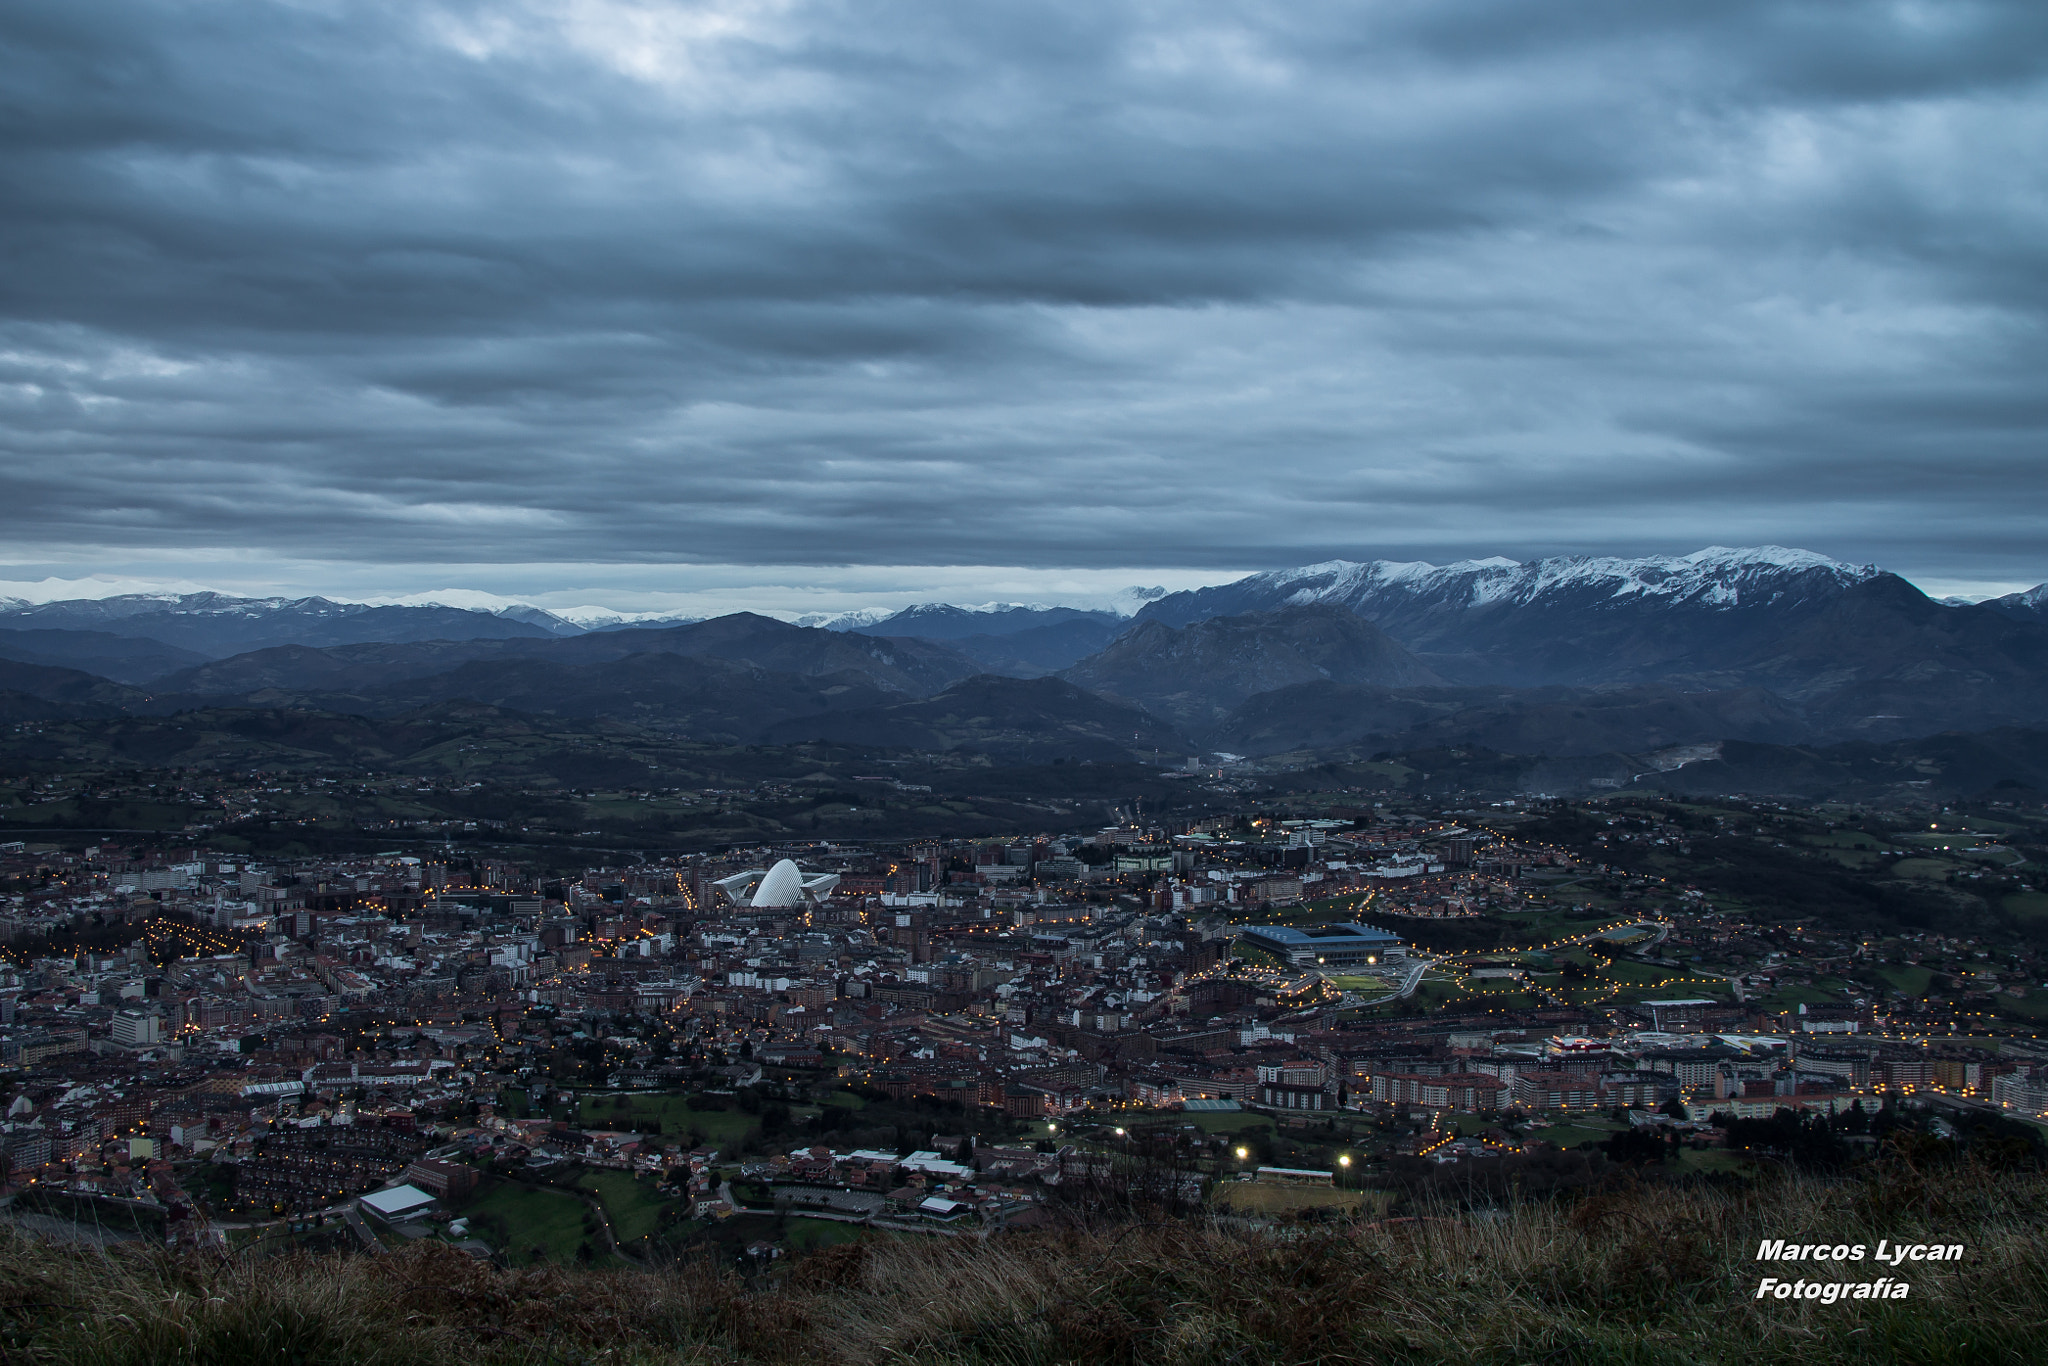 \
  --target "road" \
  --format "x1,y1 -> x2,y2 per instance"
338,1204 -> 387,1255
575,1182 -> 639,1264
1566,919 -> 1673,949
1334,956 -> 1433,1008
1321,918 -> 1676,1011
